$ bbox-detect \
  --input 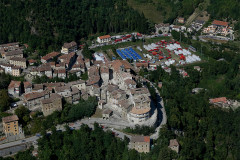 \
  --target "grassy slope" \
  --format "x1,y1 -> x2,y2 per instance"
127,0 -> 164,23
